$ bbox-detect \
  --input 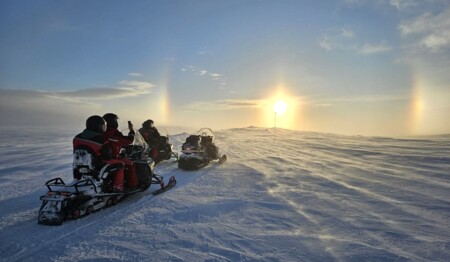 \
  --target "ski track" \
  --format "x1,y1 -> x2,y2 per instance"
0,127 -> 449,261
